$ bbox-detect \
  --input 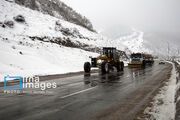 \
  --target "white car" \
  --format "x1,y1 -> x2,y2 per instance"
159,60 -> 165,64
